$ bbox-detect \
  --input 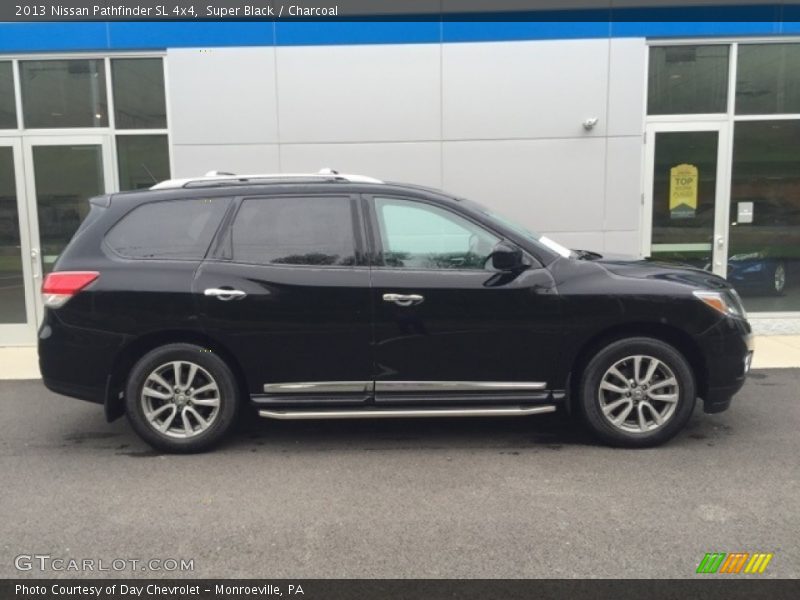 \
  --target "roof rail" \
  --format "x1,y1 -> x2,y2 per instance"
150,168 -> 384,190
